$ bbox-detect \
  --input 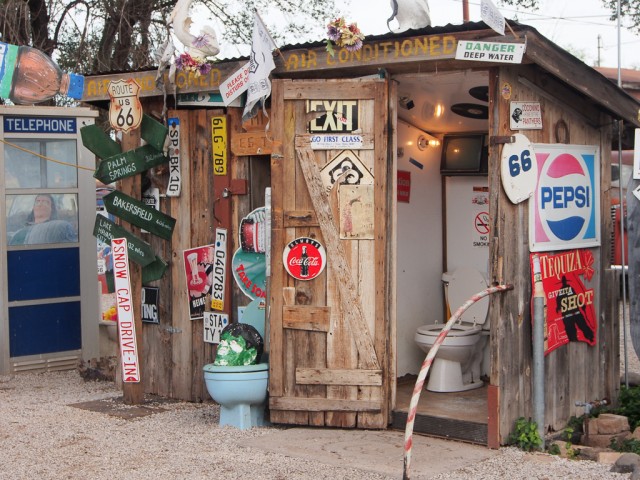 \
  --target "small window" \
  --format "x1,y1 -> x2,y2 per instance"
6,193 -> 78,245
4,139 -> 77,189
